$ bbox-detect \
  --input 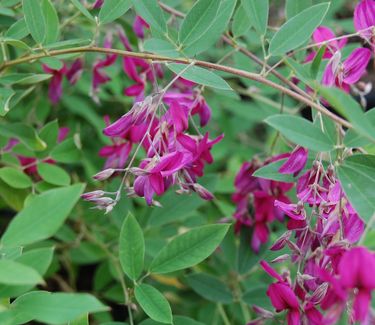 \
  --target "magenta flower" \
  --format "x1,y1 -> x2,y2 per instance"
261,261 -> 300,325
279,146 -> 308,176
306,26 -> 347,62
91,35 -> 117,101
354,0 -> 375,42
134,151 -> 192,205
92,0 -> 104,8
42,63 -> 68,104
338,247 -> 375,323
66,58 -> 83,85
322,48 -> 371,92
133,16 -> 150,39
